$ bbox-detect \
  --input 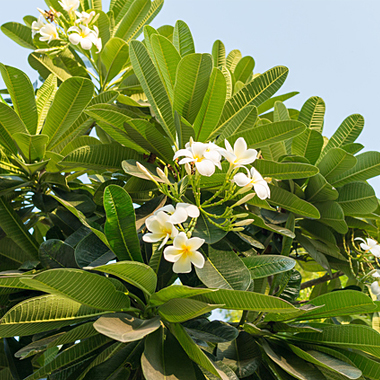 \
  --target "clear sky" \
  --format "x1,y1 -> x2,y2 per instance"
1,0 -> 380,192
